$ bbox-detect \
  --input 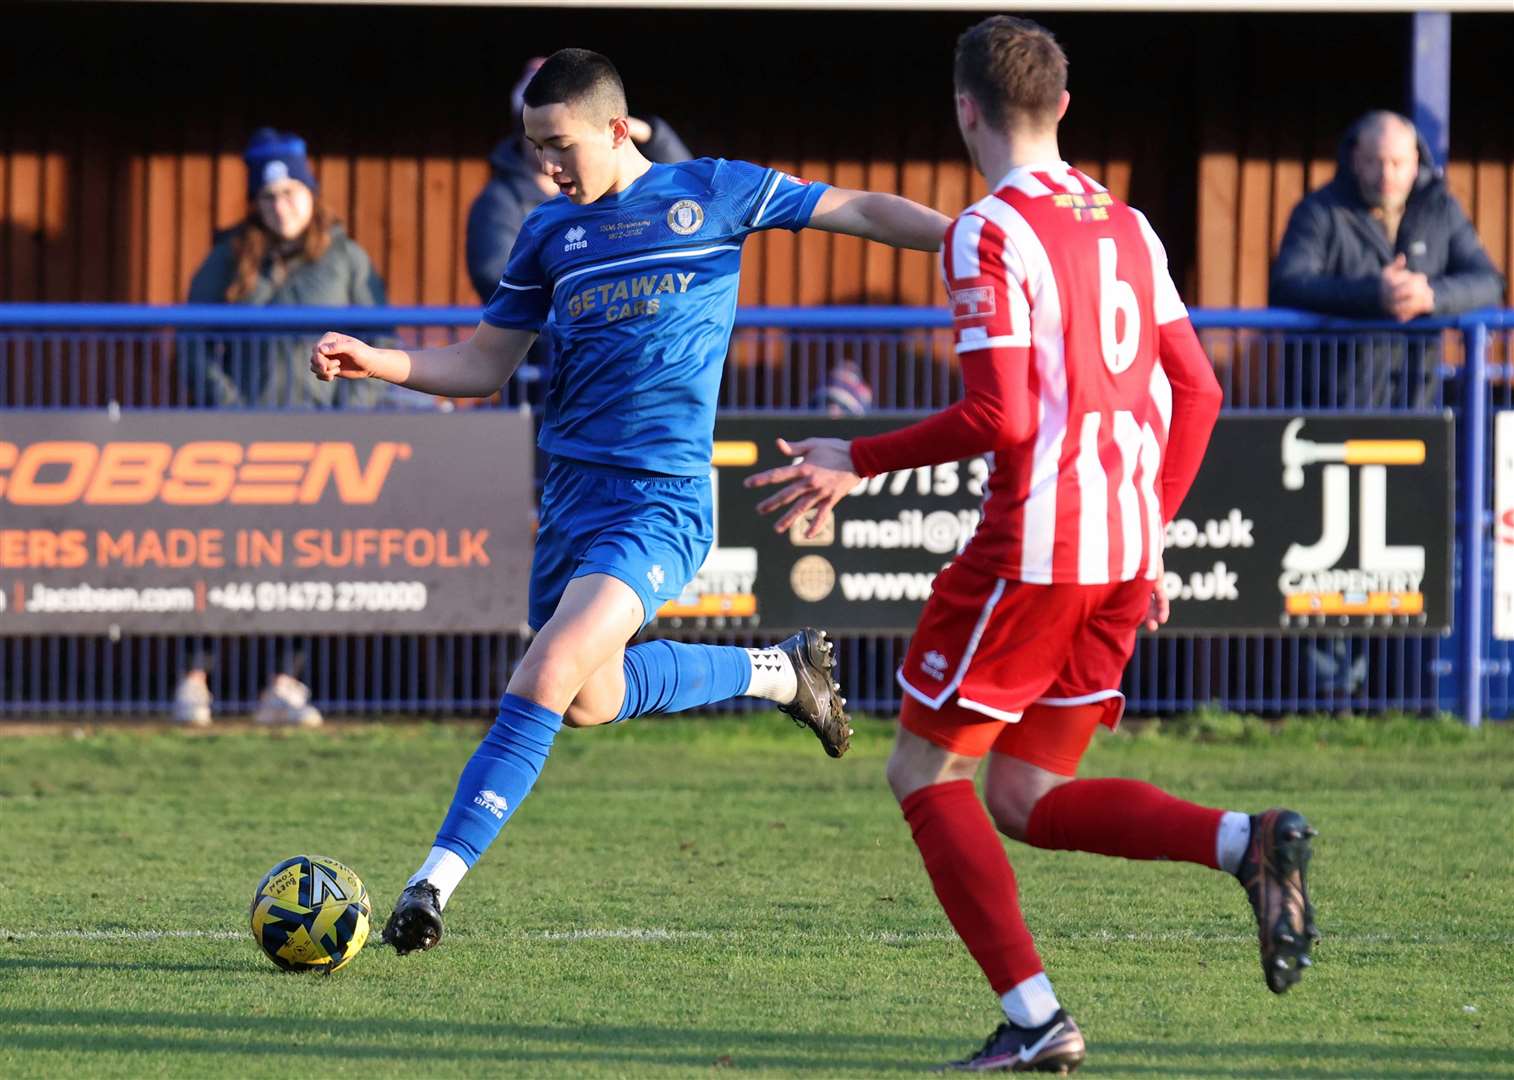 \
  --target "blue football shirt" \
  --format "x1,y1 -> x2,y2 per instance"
482,158 -> 829,475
